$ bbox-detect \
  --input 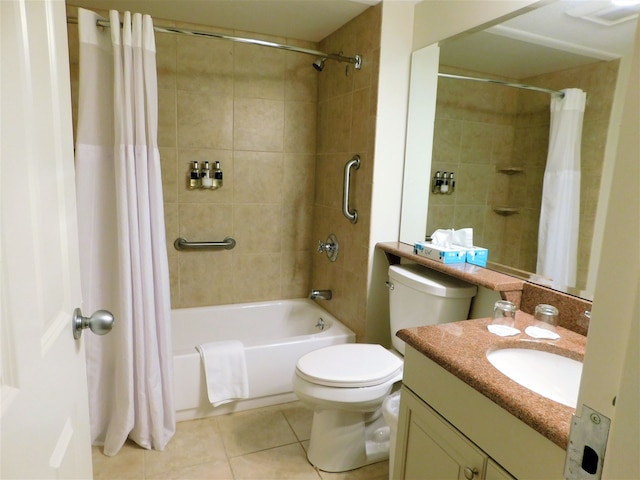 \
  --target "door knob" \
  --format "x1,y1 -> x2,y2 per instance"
72,307 -> 115,340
